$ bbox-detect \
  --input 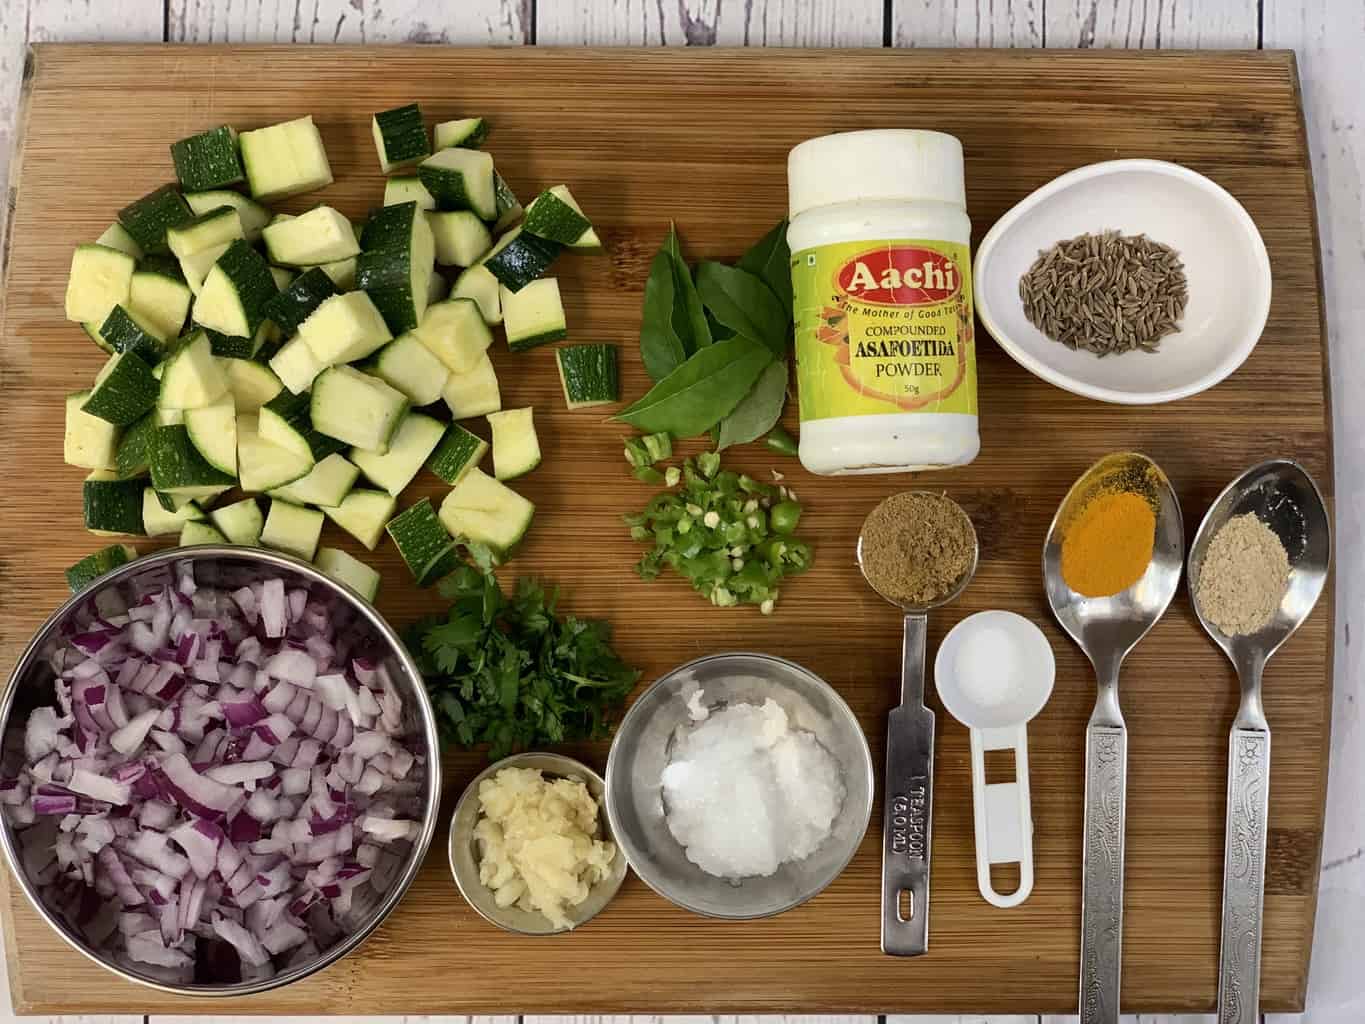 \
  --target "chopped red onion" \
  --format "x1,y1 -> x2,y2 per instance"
4,560 -> 424,983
